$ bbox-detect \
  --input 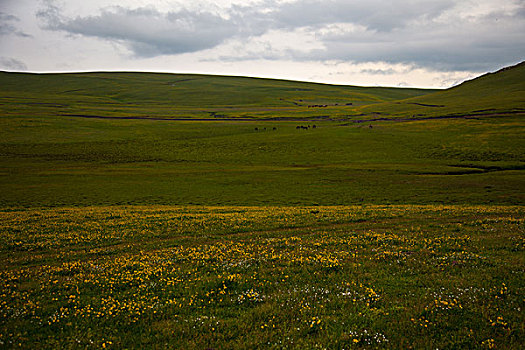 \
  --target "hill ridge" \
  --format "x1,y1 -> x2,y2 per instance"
1,61 -> 523,121
355,61 -> 525,120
